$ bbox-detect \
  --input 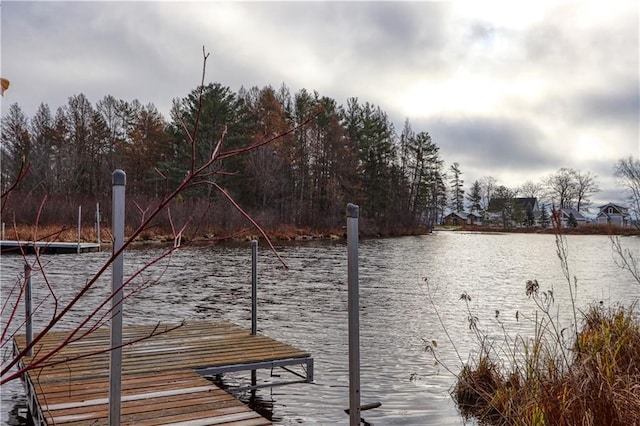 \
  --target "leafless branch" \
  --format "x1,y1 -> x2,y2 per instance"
2,46 -> 309,385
